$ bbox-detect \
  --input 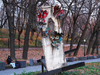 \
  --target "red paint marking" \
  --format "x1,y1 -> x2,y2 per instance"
47,44 -> 50,46
38,10 -> 48,23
